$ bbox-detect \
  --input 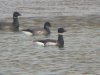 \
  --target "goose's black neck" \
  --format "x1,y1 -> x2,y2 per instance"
58,34 -> 64,48
44,26 -> 50,35
13,16 -> 19,31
